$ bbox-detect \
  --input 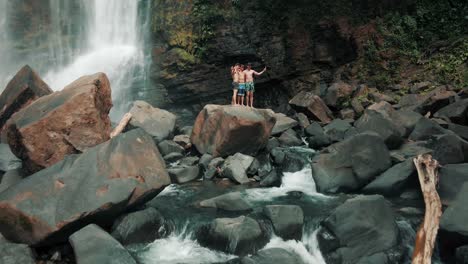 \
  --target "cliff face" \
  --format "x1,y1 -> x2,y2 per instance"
149,0 -> 414,112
